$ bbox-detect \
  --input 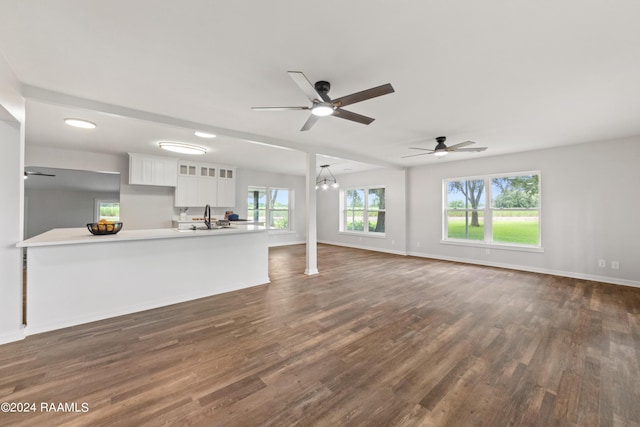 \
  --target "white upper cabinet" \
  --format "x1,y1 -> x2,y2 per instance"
174,161 -> 235,207
128,153 -> 178,187
217,166 -> 236,207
